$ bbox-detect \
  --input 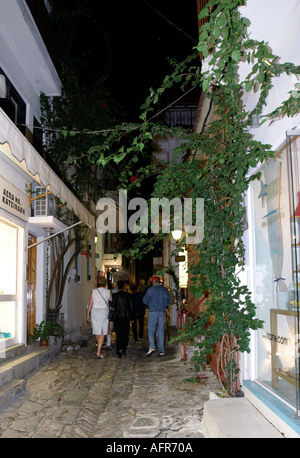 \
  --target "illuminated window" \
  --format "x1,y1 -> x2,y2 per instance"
0,219 -> 18,341
0,220 -> 17,295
